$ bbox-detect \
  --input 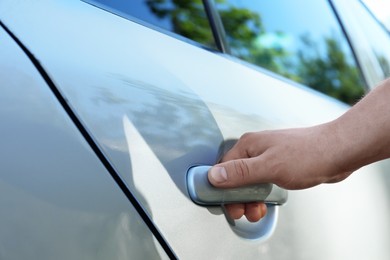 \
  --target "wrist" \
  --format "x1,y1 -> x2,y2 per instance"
314,121 -> 352,180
